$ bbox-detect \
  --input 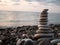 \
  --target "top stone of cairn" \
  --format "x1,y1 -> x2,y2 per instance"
41,9 -> 48,14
